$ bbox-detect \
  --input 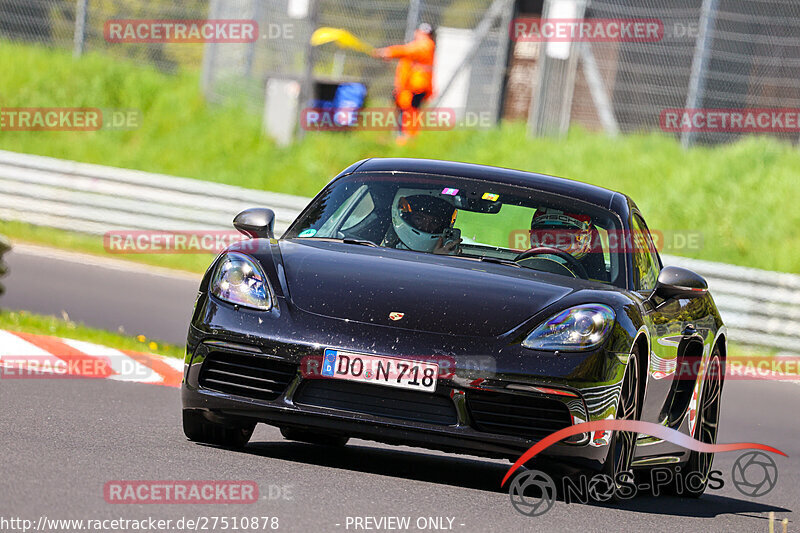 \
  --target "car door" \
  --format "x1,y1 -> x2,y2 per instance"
630,212 -> 688,425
